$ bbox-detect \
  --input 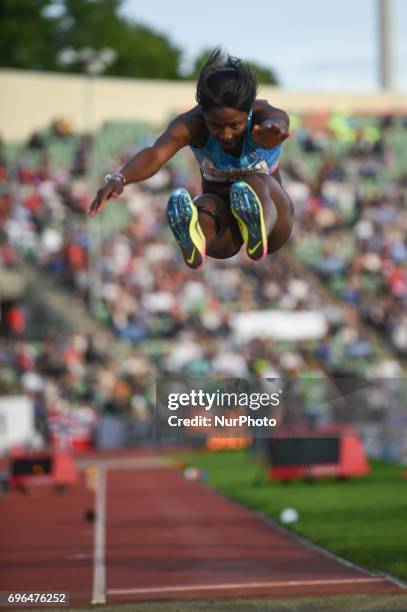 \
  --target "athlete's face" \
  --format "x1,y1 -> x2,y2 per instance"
203,106 -> 249,151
